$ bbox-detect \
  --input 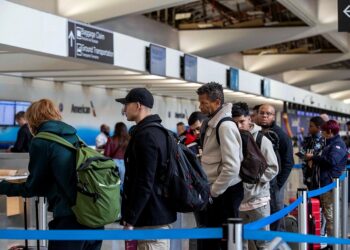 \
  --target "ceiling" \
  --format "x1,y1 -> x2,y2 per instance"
4,0 -> 350,106
143,0 -> 350,103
